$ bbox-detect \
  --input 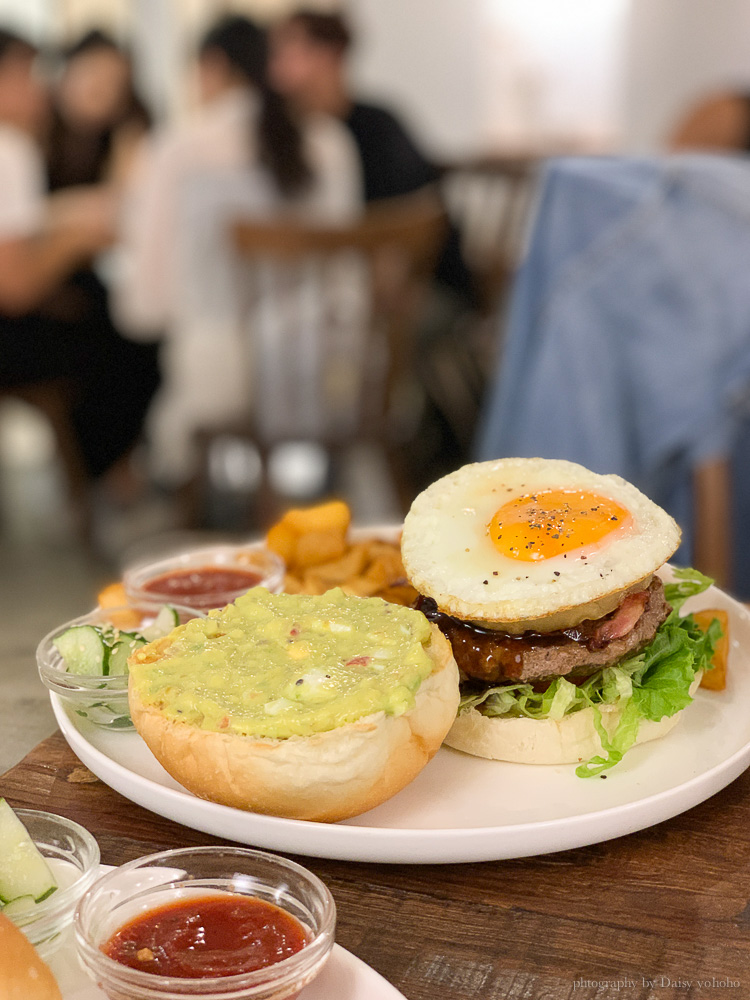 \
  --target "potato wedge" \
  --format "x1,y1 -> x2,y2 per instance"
283,500 -> 351,535
695,608 -> 729,691
96,582 -> 141,628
